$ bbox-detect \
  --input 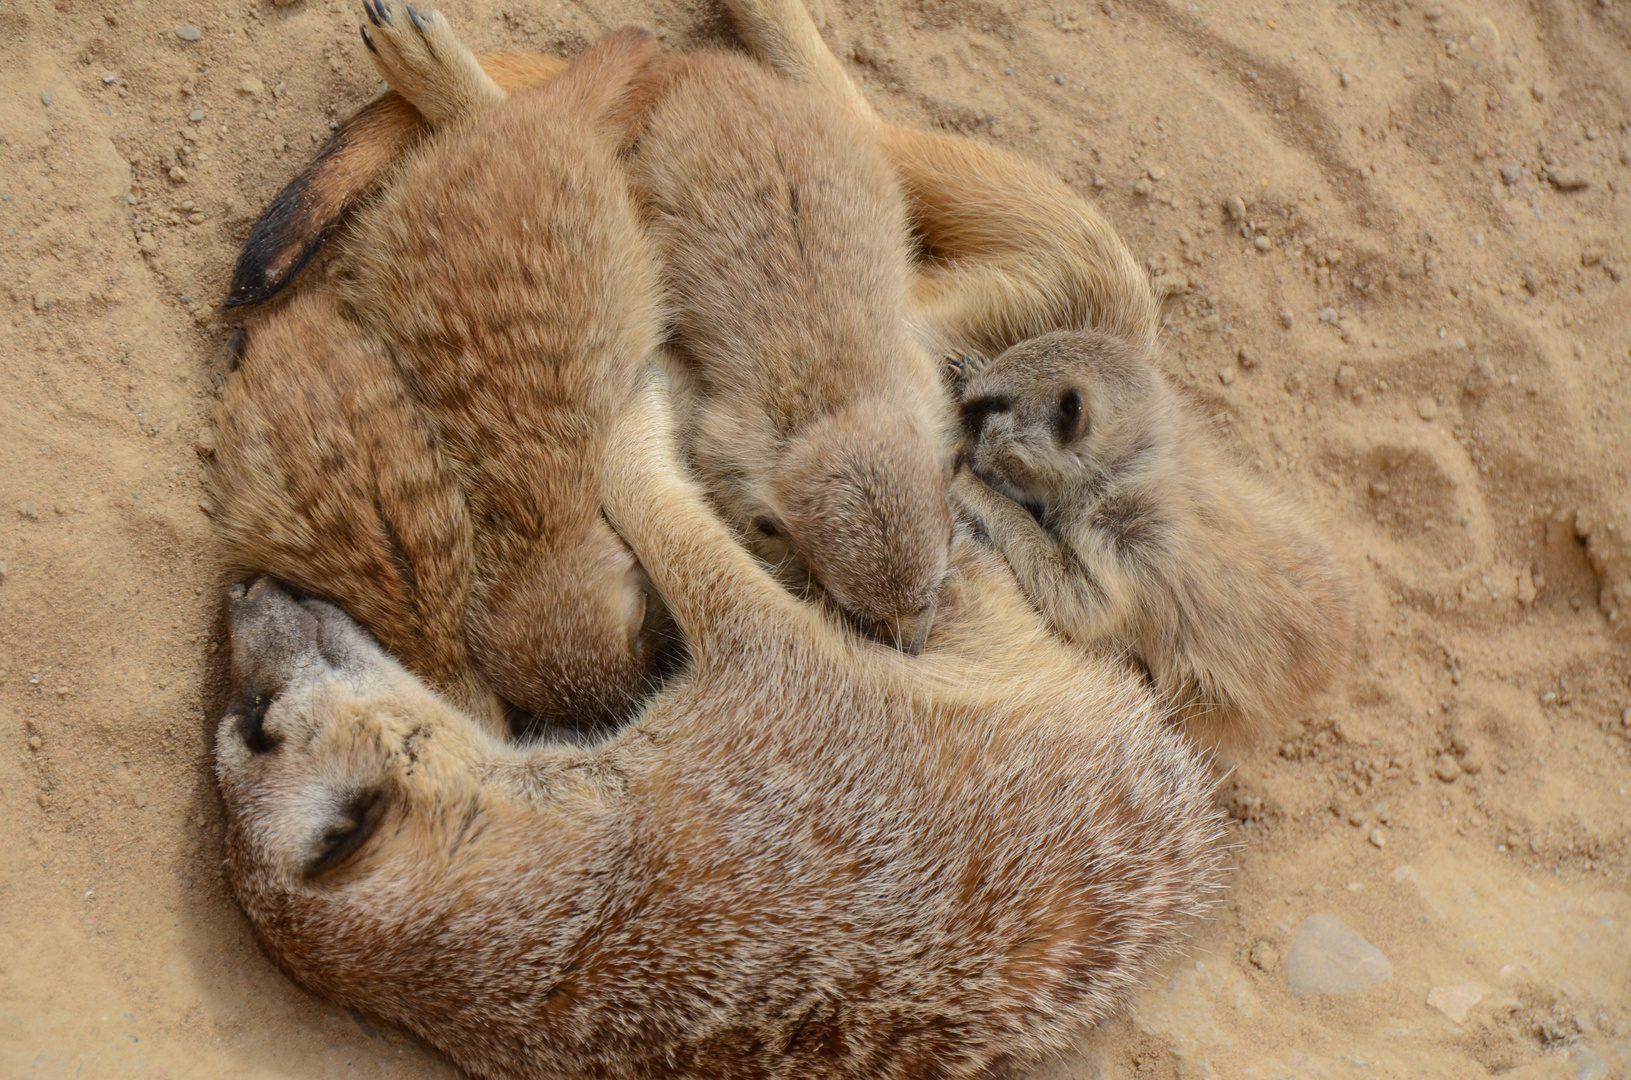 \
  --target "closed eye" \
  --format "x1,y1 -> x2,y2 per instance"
1056,389 -> 1084,443
304,789 -> 389,880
